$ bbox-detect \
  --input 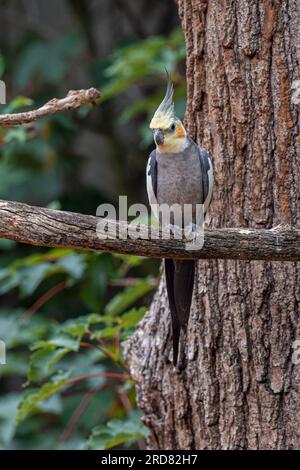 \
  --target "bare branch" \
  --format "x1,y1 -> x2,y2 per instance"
0,88 -> 100,126
0,200 -> 299,261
